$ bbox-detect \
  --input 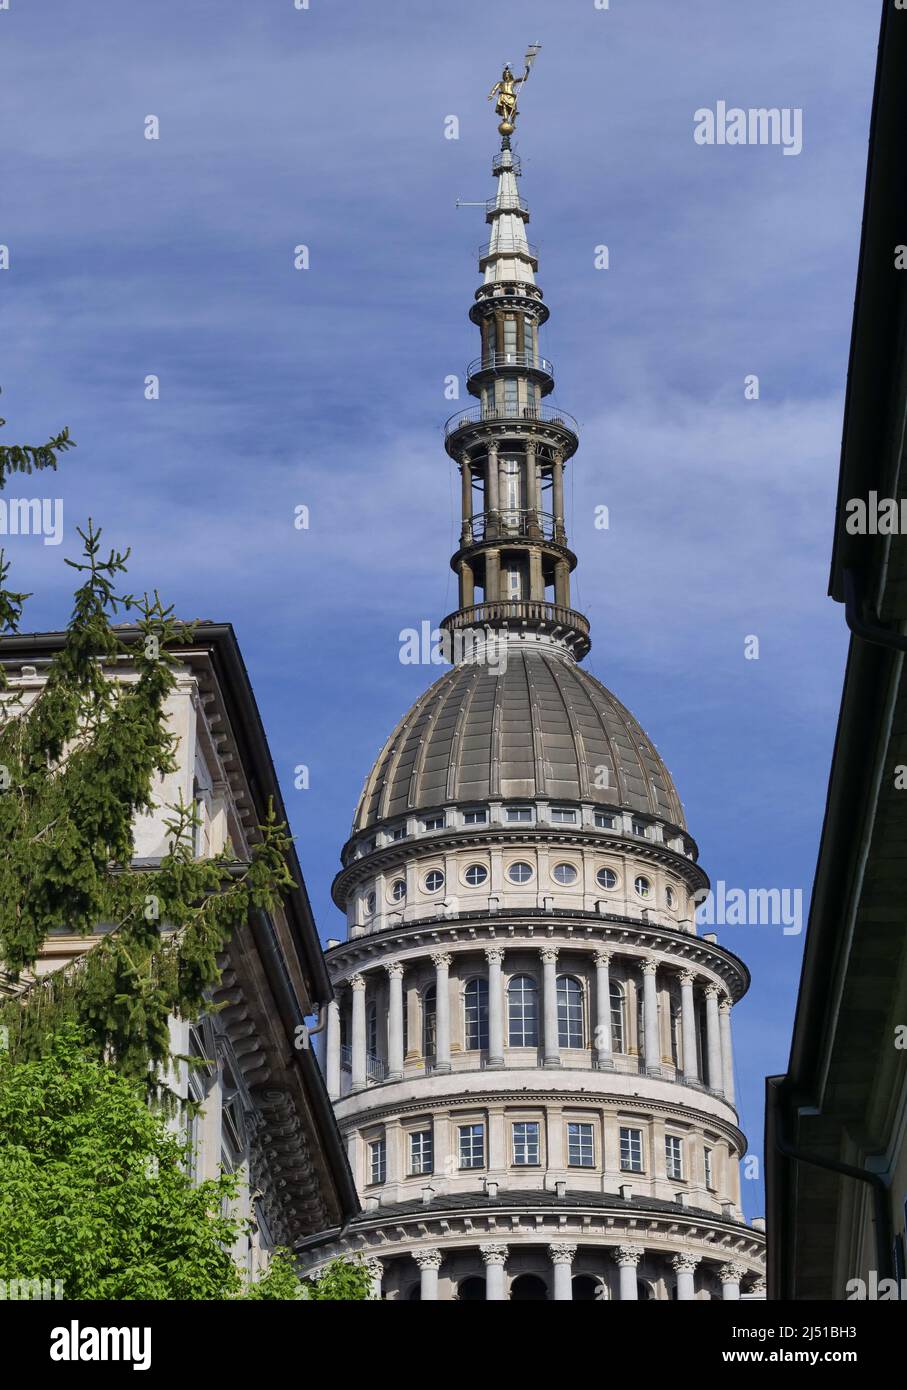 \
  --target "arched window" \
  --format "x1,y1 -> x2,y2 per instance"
366,1001 -> 378,1057
423,985 -> 437,1060
507,975 -> 538,1046
557,975 -> 584,1048
609,981 -> 626,1054
464,977 -> 489,1050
